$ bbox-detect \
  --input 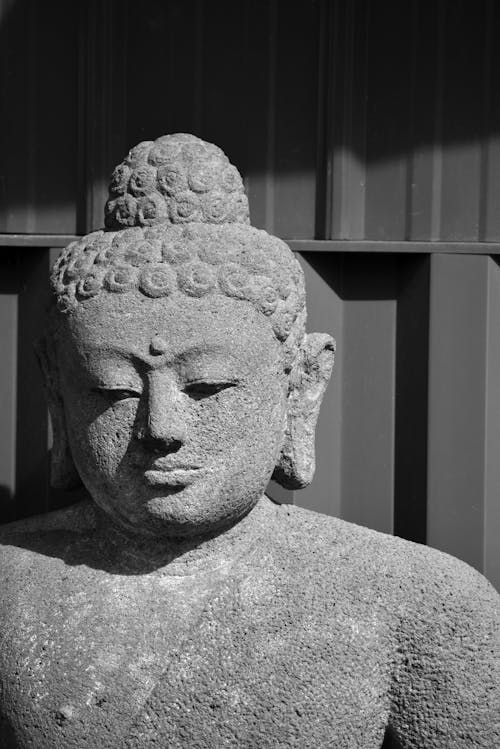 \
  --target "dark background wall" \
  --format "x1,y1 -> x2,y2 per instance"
1,0 -> 500,589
